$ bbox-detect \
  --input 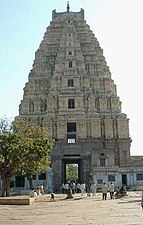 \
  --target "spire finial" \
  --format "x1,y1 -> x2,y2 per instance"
67,1 -> 70,12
